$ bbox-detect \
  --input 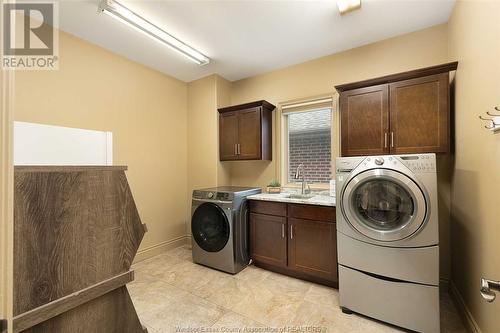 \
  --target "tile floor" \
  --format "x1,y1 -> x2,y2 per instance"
129,245 -> 467,333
